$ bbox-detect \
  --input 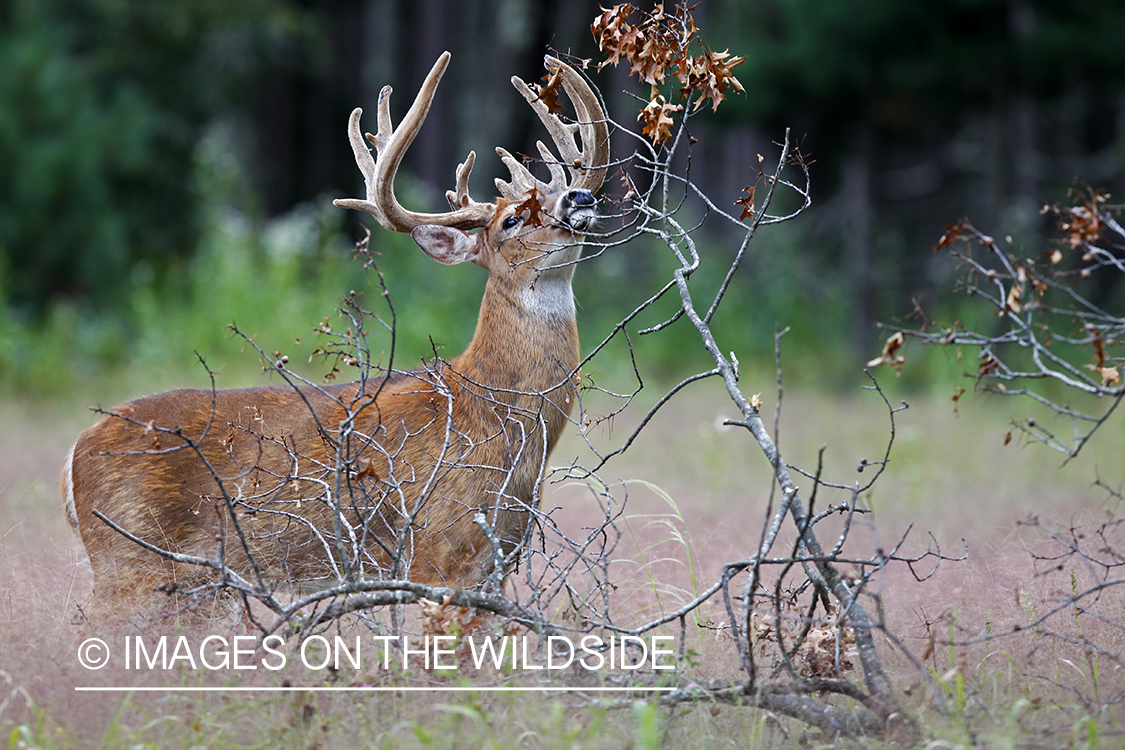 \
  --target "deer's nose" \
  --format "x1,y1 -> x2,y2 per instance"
563,189 -> 596,208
